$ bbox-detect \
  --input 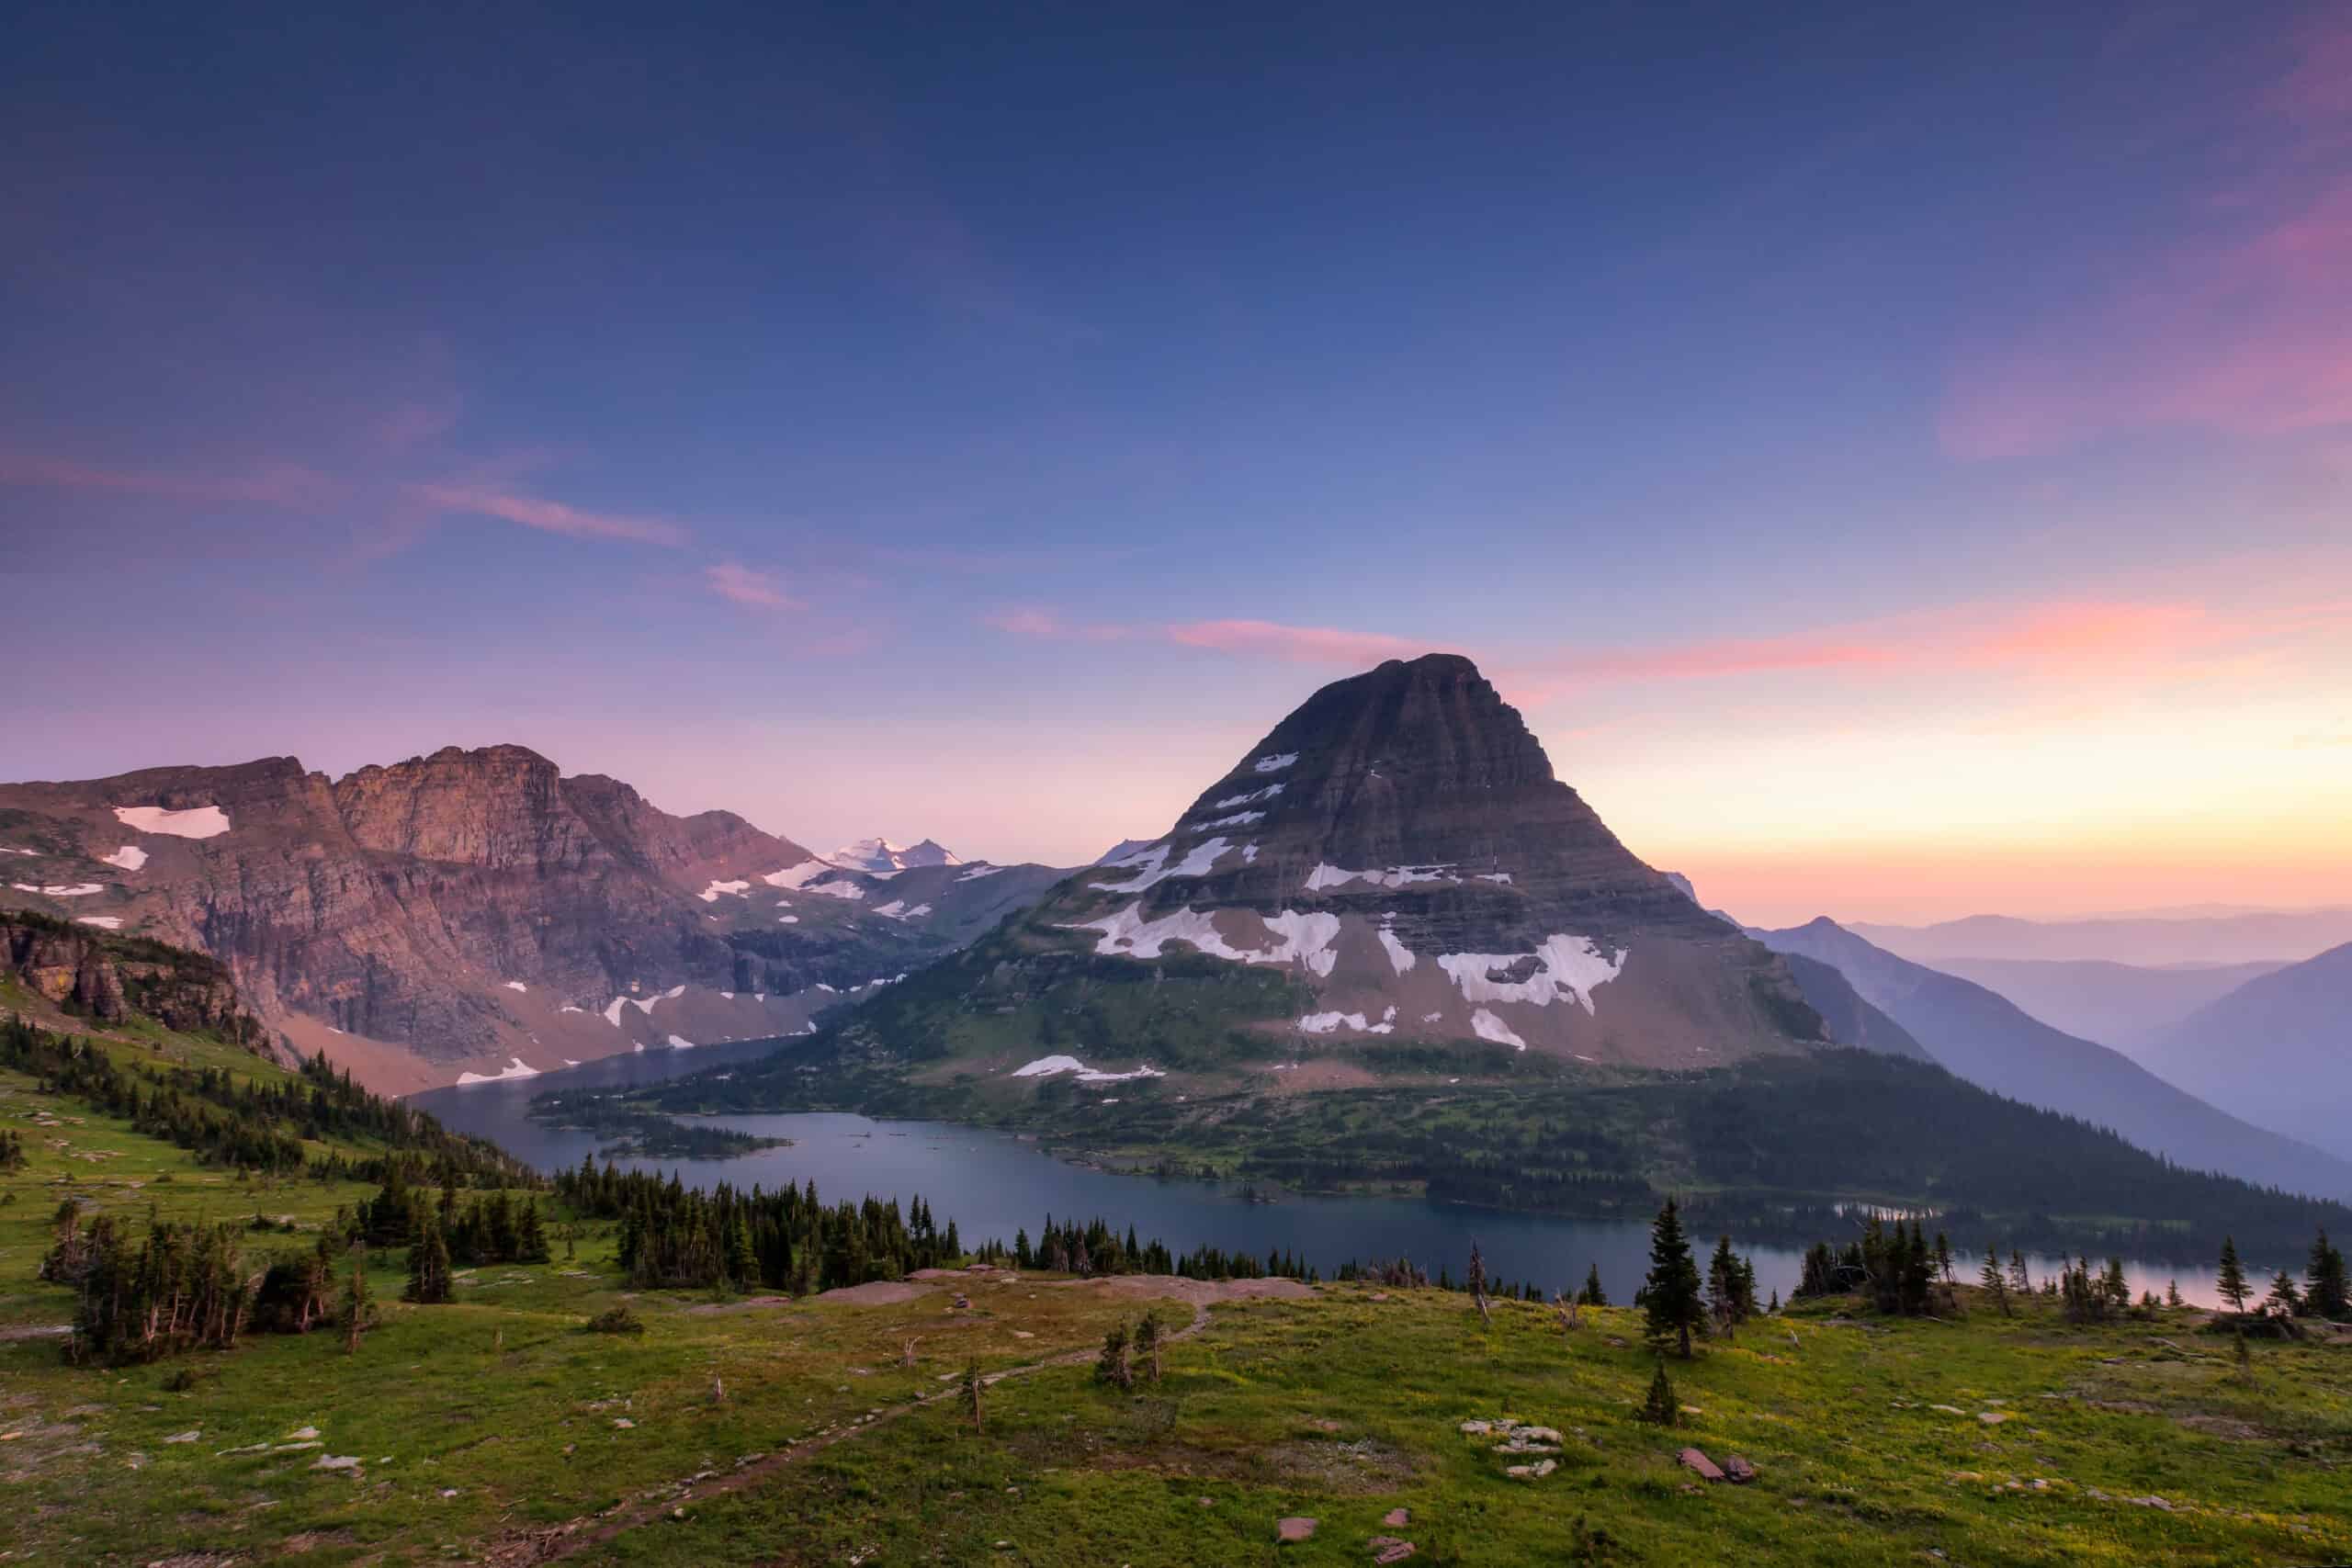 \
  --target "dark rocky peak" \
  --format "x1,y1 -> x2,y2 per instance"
331,744 -> 589,868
